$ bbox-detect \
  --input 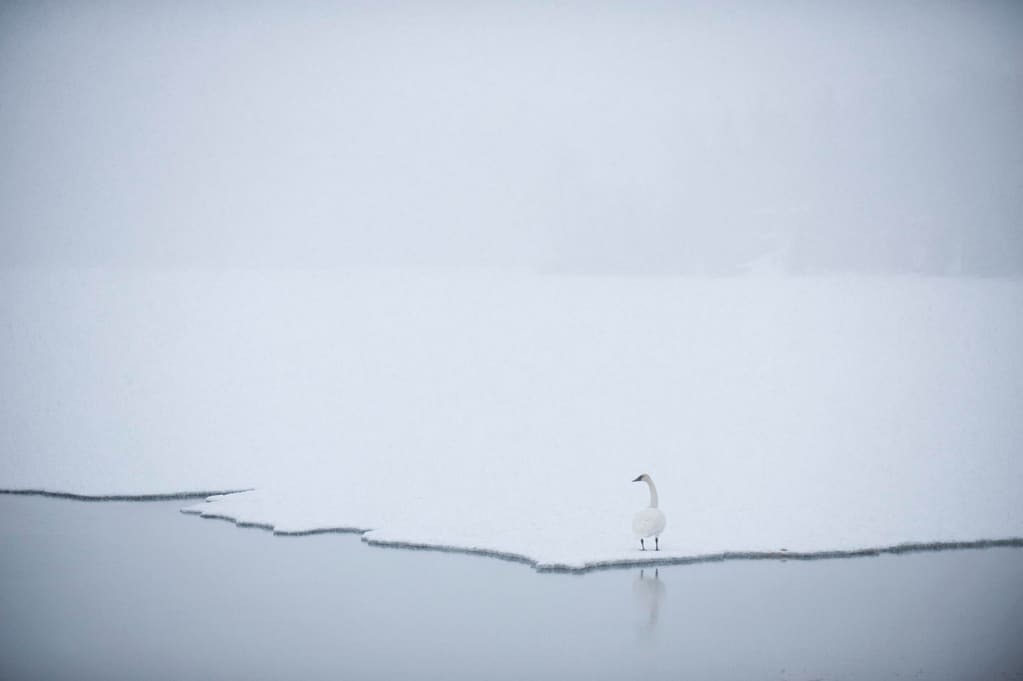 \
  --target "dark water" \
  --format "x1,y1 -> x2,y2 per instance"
1,495 -> 1021,681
